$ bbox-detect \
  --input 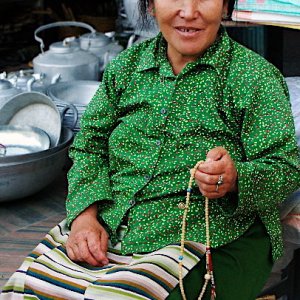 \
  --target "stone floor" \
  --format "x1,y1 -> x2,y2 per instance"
0,170 -> 67,290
